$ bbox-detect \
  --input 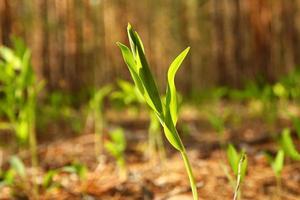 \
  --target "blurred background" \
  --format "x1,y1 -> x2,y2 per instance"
1,0 -> 300,94
2,1 -> 300,199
